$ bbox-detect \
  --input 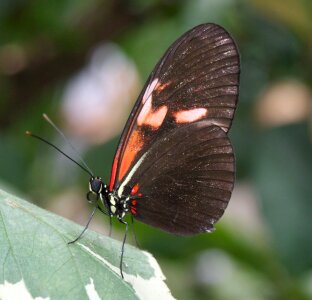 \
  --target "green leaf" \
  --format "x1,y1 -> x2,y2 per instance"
0,189 -> 174,300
